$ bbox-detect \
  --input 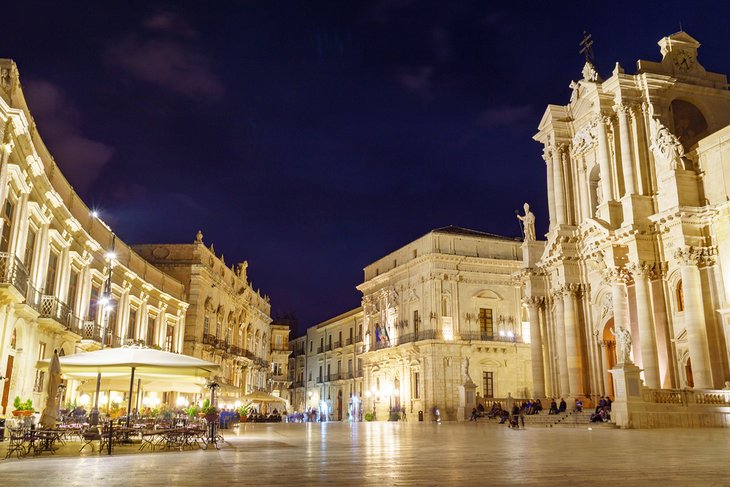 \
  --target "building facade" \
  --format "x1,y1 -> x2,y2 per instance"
527,32 -> 730,406
134,238 -> 281,401
288,308 -> 365,420
0,59 -> 188,414
356,226 -> 532,421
